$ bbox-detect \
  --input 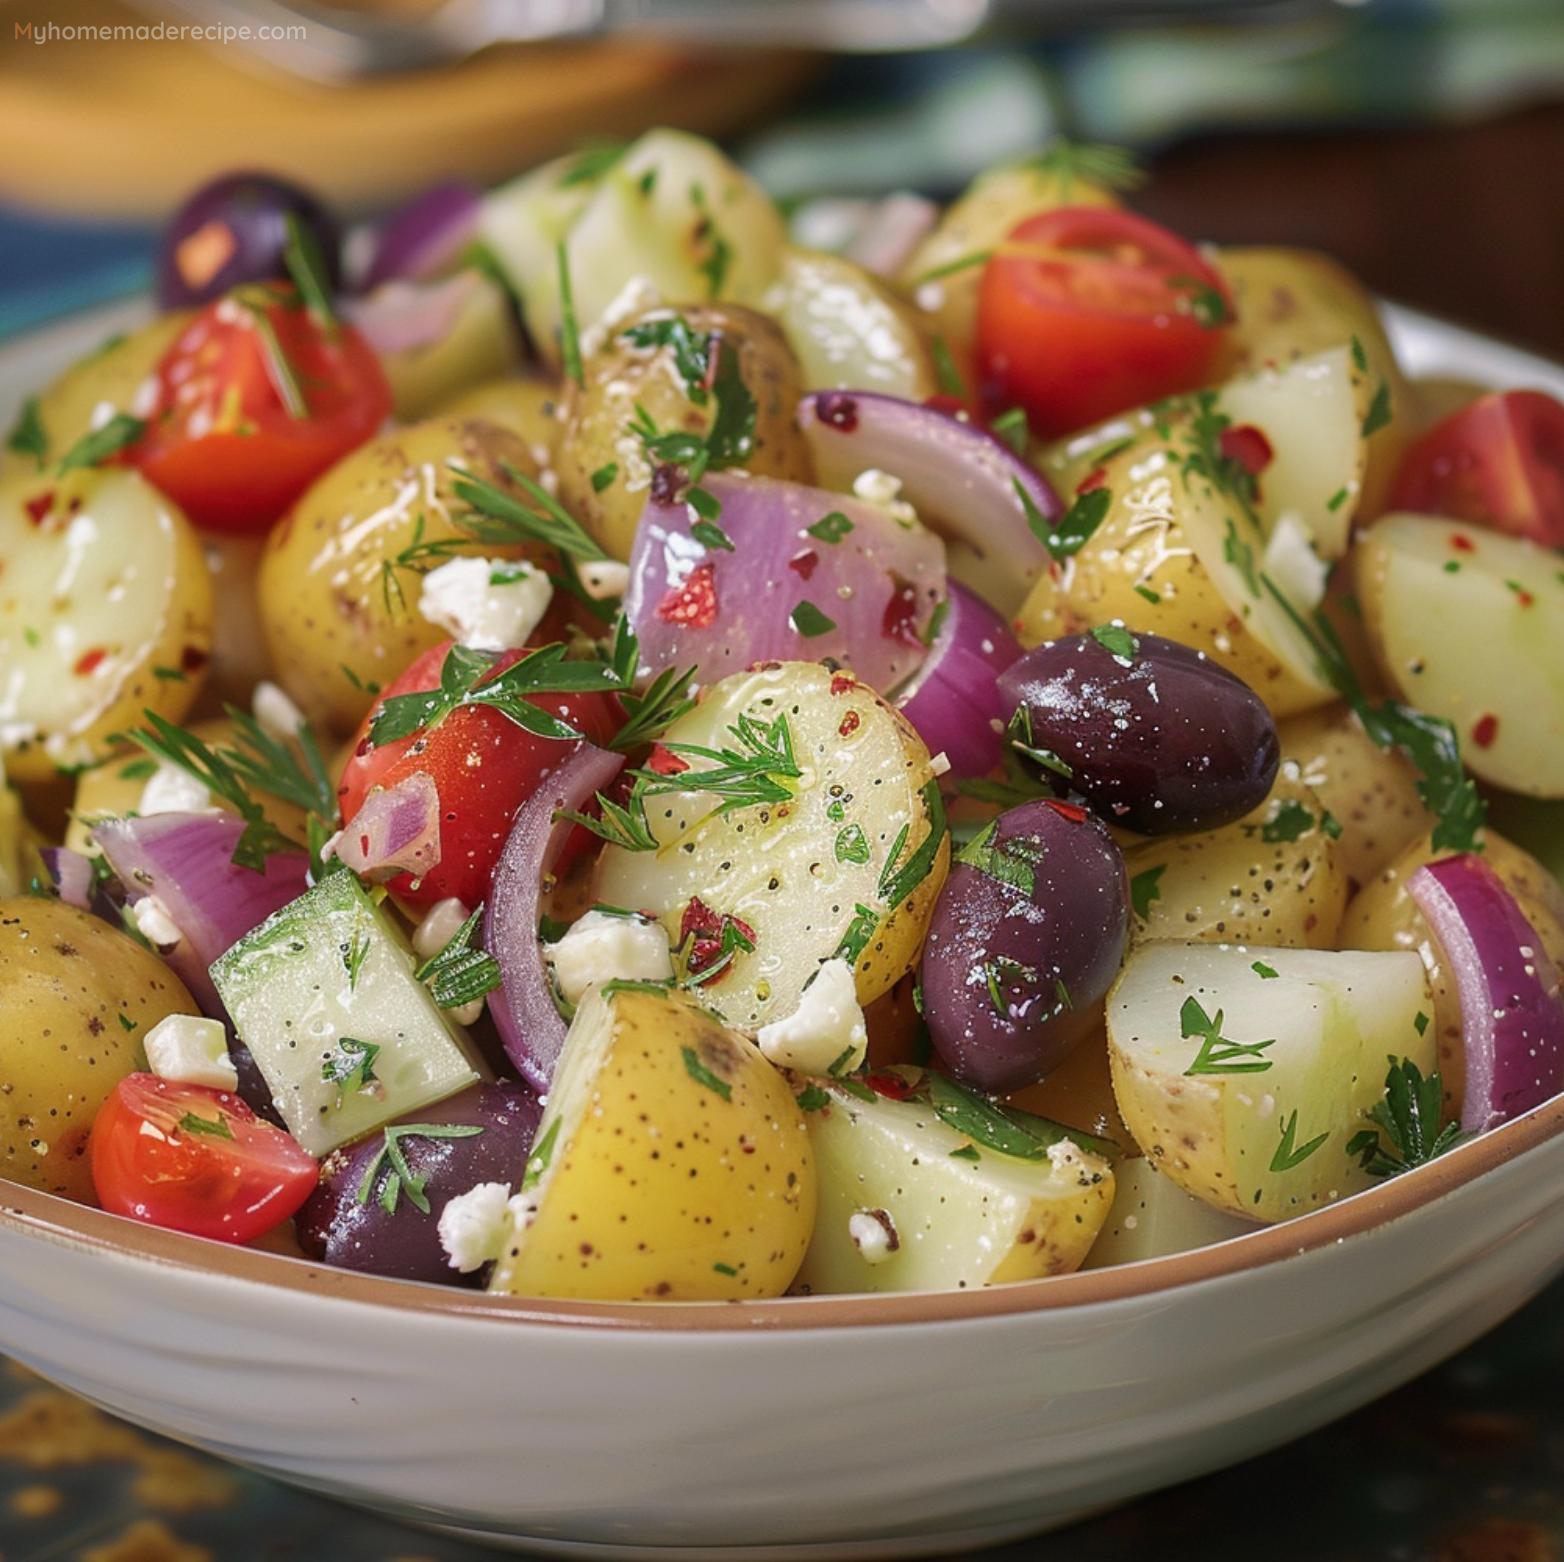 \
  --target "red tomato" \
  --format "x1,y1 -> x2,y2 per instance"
976,207 -> 1234,437
129,286 -> 391,535
337,641 -> 622,910
90,1074 -> 317,1243
1389,391 -> 1564,548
